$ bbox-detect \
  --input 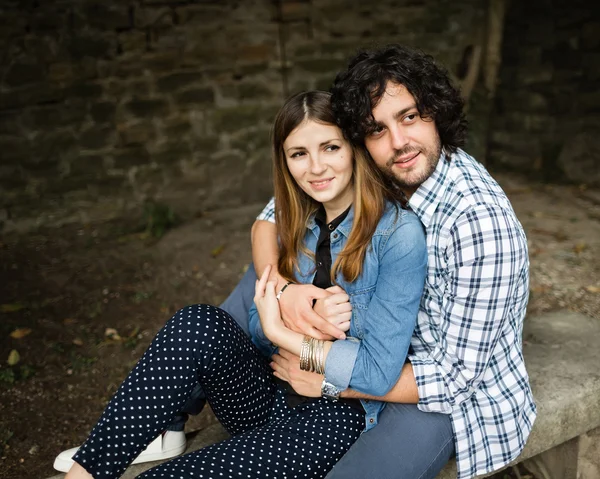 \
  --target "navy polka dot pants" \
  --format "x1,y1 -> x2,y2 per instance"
73,304 -> 365,478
